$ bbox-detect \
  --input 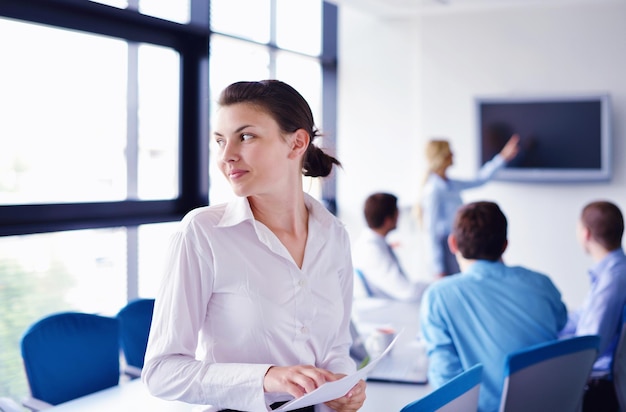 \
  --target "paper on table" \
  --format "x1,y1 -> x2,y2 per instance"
273,331 -> 403,411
